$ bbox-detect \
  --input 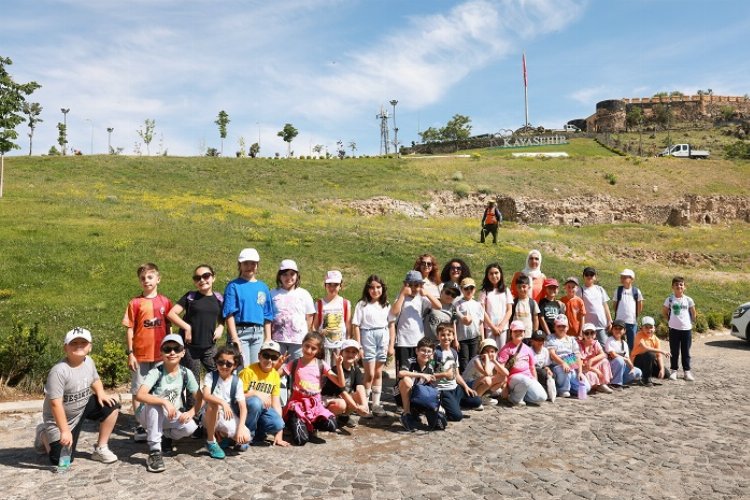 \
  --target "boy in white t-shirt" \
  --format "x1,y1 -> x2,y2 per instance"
612,269 -> 643,351
455,277 -> 485,372
662,276 -> 697,381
